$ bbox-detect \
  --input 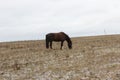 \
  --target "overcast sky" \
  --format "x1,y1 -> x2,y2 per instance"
0,0 -> 120,42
